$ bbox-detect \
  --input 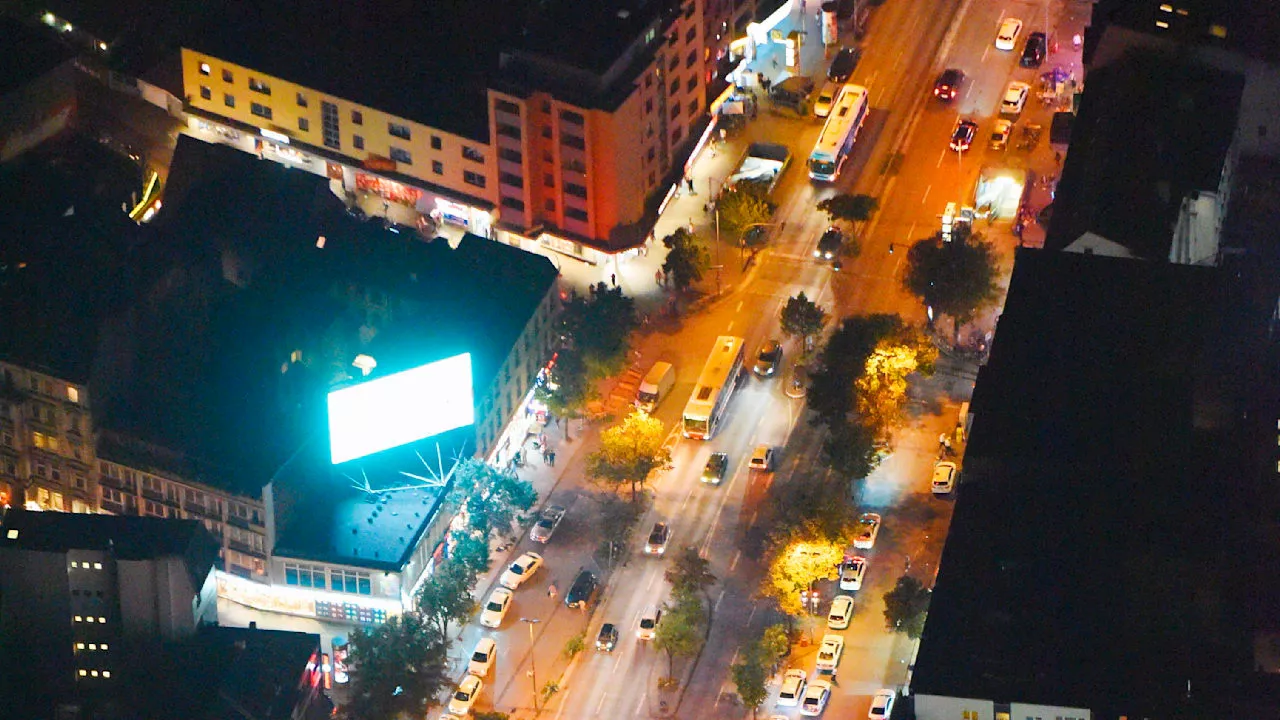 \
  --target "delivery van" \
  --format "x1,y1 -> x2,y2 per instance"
636,362 -> 675,413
